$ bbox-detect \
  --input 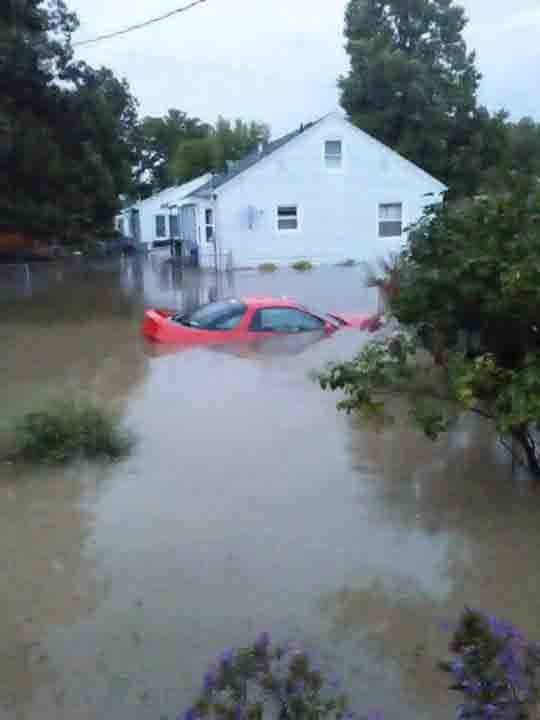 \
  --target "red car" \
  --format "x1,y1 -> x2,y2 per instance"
143,297 -> 381,347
